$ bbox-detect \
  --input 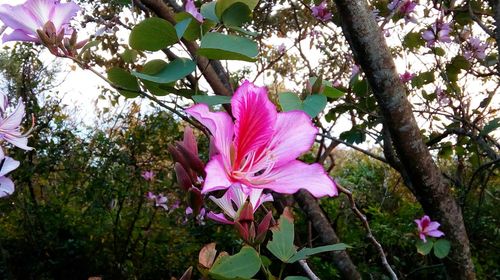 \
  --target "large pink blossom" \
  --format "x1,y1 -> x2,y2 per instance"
0,156 -> 20,198
0,0 -> 80,43
415,215 -> 445,242
186,80 -> 337,198
0,96 -> 33,158
464,37 -> 487,61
